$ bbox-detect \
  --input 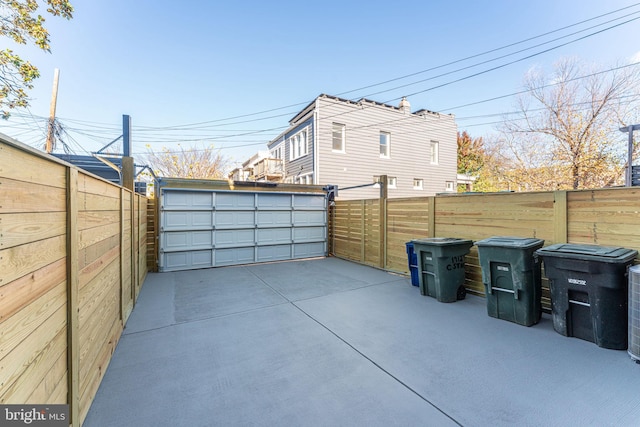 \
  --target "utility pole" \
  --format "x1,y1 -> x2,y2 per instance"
45,68 -> 60,153
620,124 -> 640,187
